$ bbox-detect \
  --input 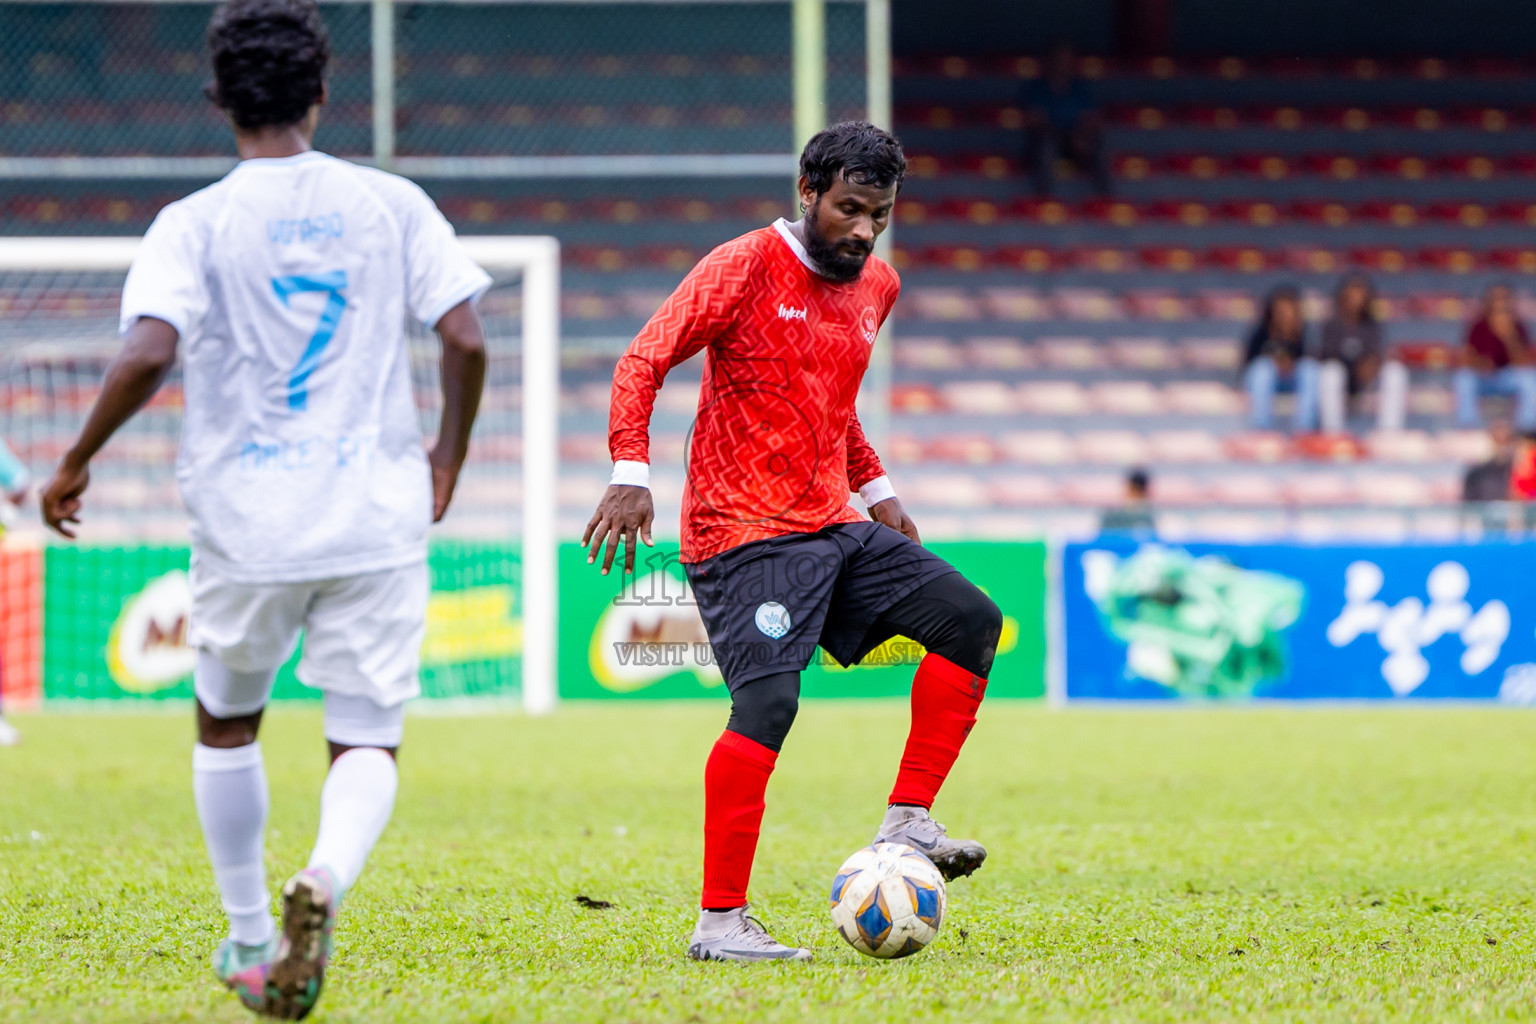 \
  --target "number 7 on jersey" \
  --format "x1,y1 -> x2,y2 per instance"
272,270 -> 349,411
